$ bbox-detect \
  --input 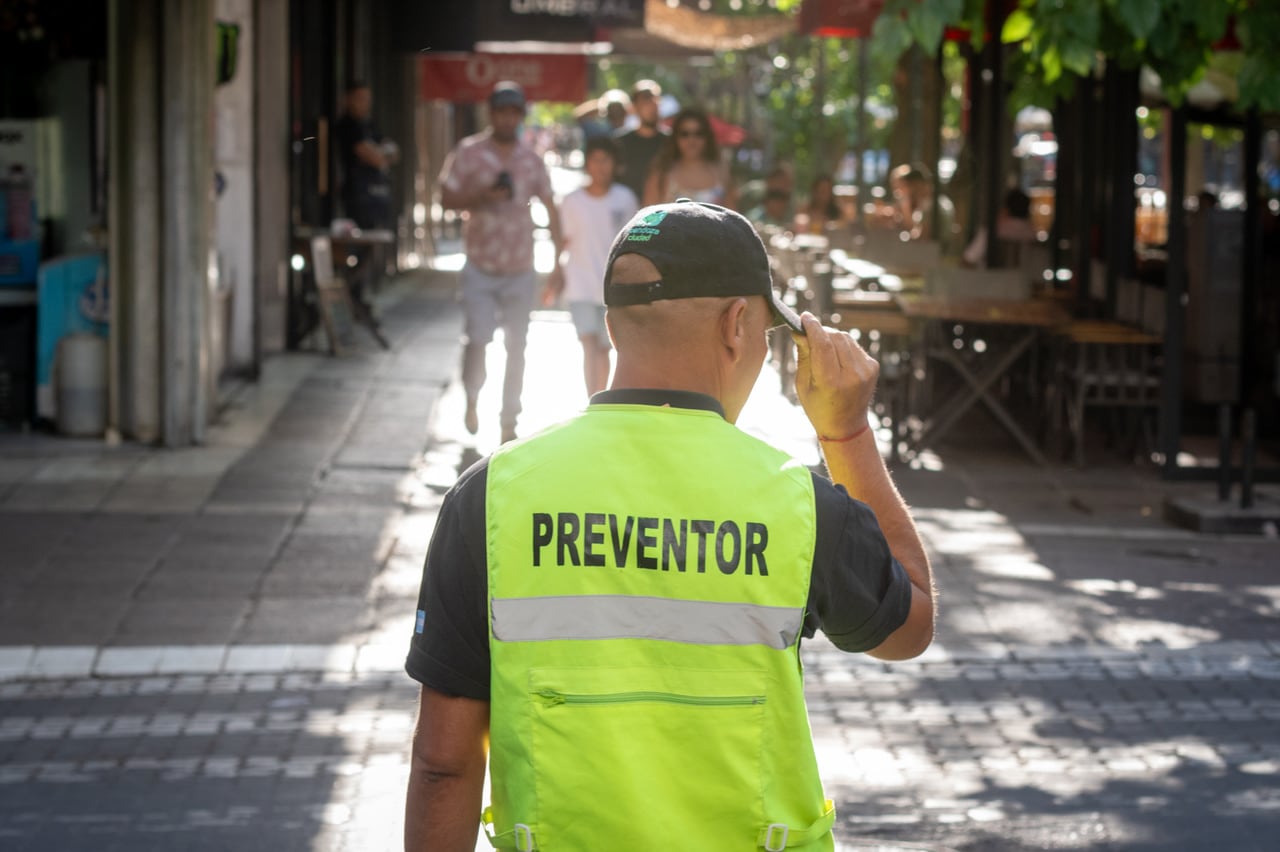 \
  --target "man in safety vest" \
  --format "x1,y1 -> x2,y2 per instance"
405,200 -> 936,851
